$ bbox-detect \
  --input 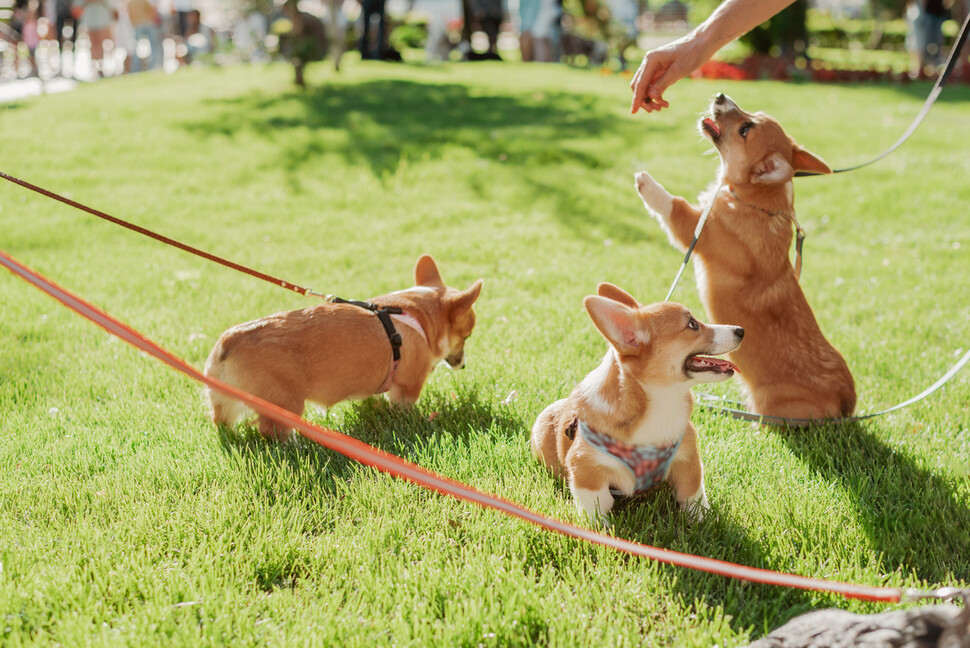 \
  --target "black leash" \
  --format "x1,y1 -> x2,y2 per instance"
326,297 -> 404,362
